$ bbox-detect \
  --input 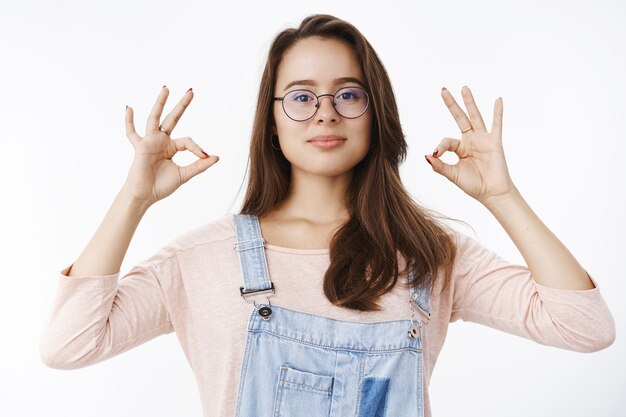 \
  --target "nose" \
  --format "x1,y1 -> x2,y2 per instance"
315,94 -> 339,123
